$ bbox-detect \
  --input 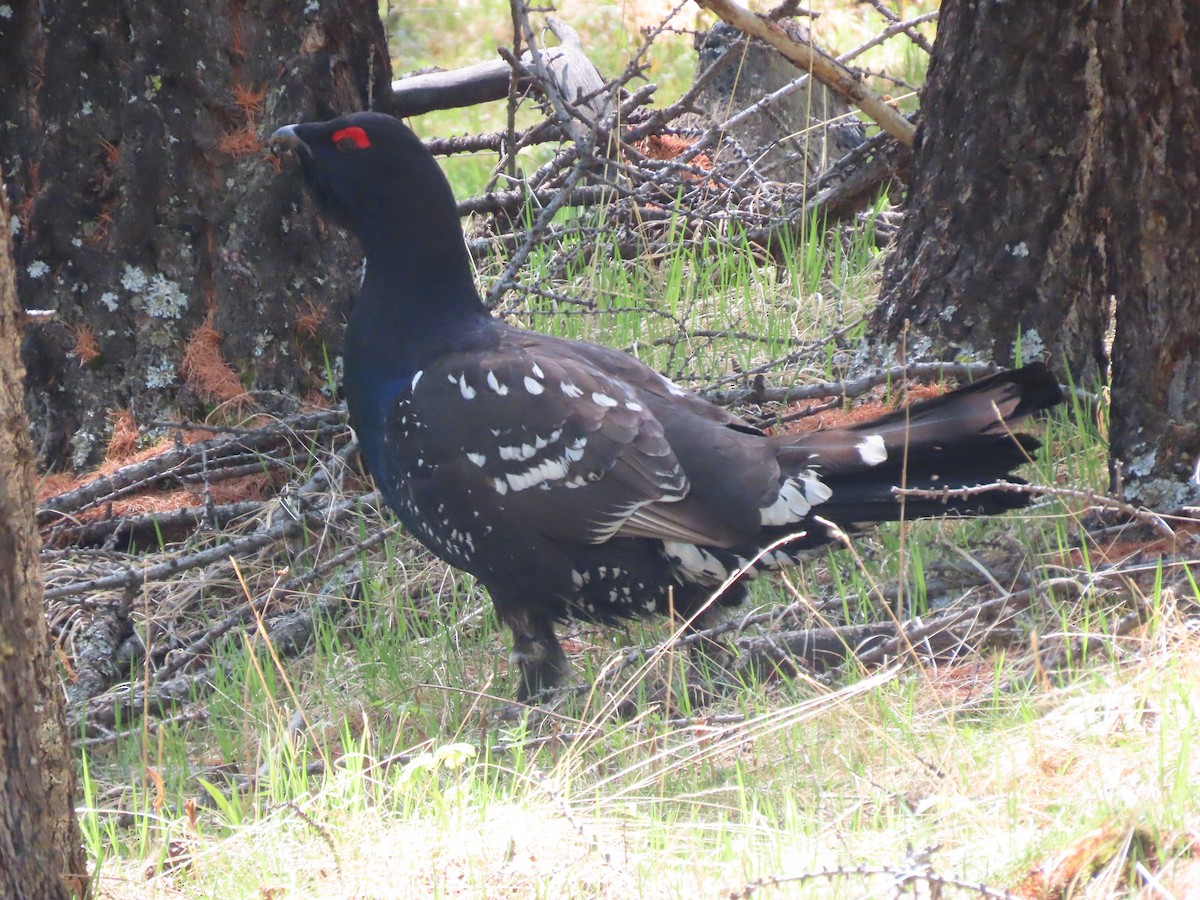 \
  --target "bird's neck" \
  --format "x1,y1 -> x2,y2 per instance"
348,203 -> 489,364
342,226 -> 491,469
